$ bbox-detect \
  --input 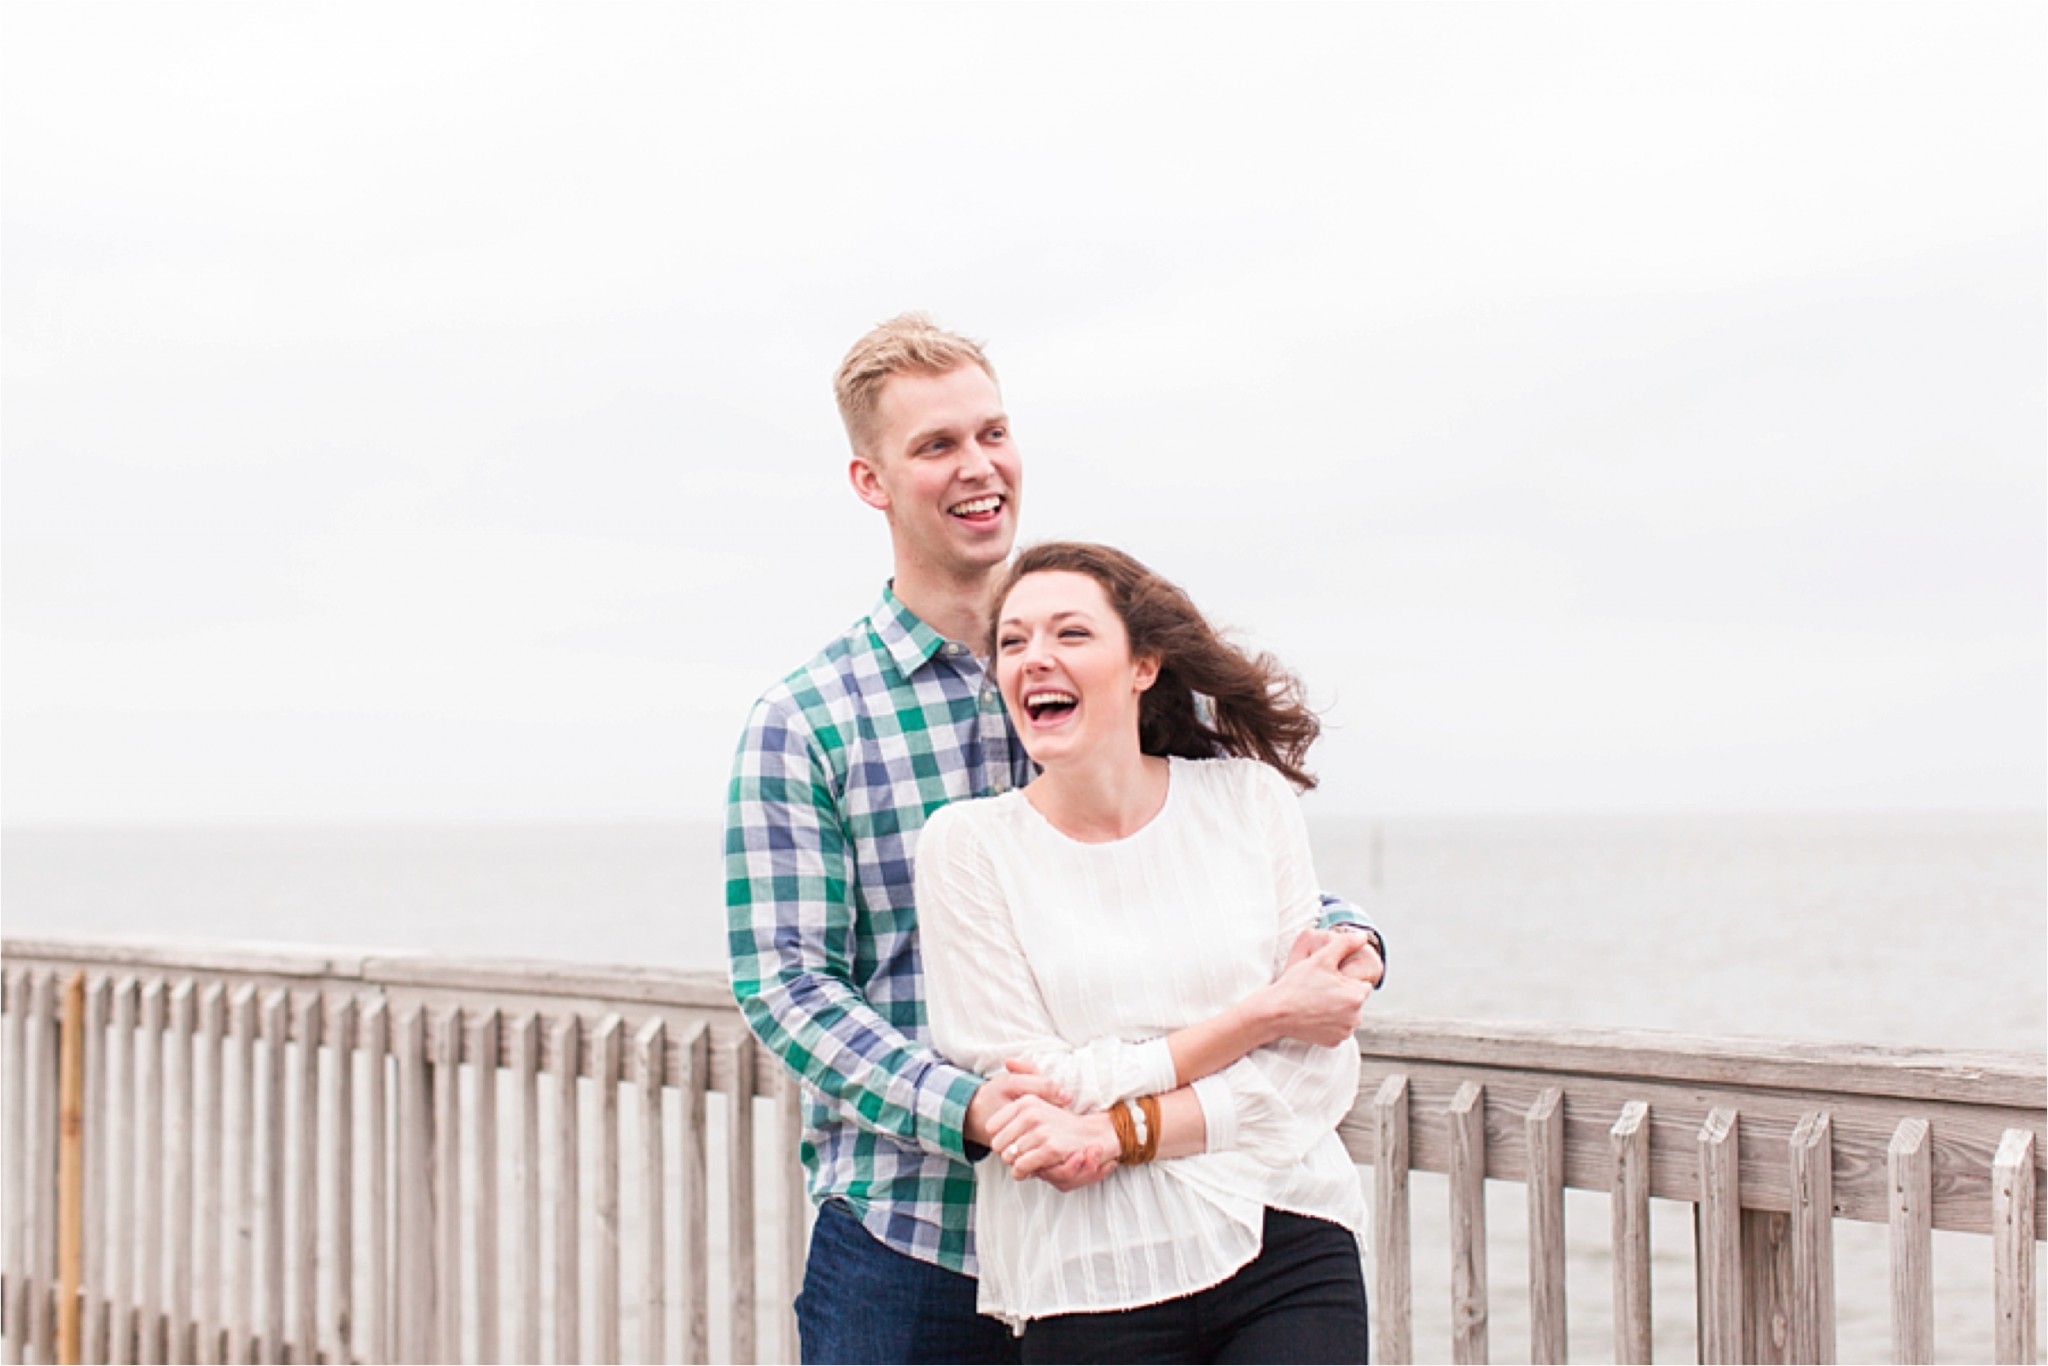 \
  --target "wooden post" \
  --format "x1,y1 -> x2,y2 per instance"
779,1069 -> 809,1366
513,1012 -> 542,1366
1524,1087 -> 1566,1365
678,1024 -> 710,1366
85,977 -> 113,1366
473,1008 -> 501,1366
593,1015 -> 624,1366
113,977 -> 140,1366
1373,1074 -> 1412,1366
166,982 -> 196,1366
58,972 -> 86,1366
292,994 -> 321,1366
1610,1100 -> 1651,1365
227,985 -> 256,1366
431,1007 -> 463,1364
1448,1081 -> 1488,1365
1886,1118 -> 1933,1364
726,1032 -> 758,1366
258,990 -> 288,1366
30,975 -> 61,1366
5,969 -> 29,1366
1696,1107 -> 1742,1365
552,1012 -> 582,1366
395,1007 -> 434,1365
1790,1112 -> 1837,1364
361,999 -> 390,1366
137,980 -> 165,1366
636,1019 -> 667,1366
328,995 -> 357,1366
195,985 -> 225,1366
1991,1128 -> 2037,1366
